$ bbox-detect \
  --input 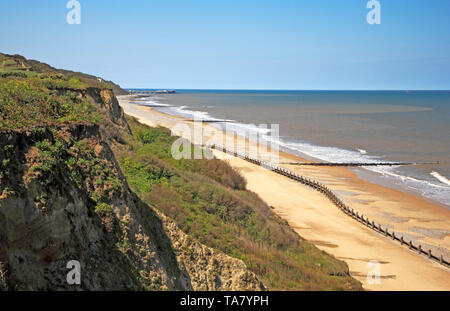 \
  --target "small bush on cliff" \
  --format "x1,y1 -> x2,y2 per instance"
95,202 -> 114,216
